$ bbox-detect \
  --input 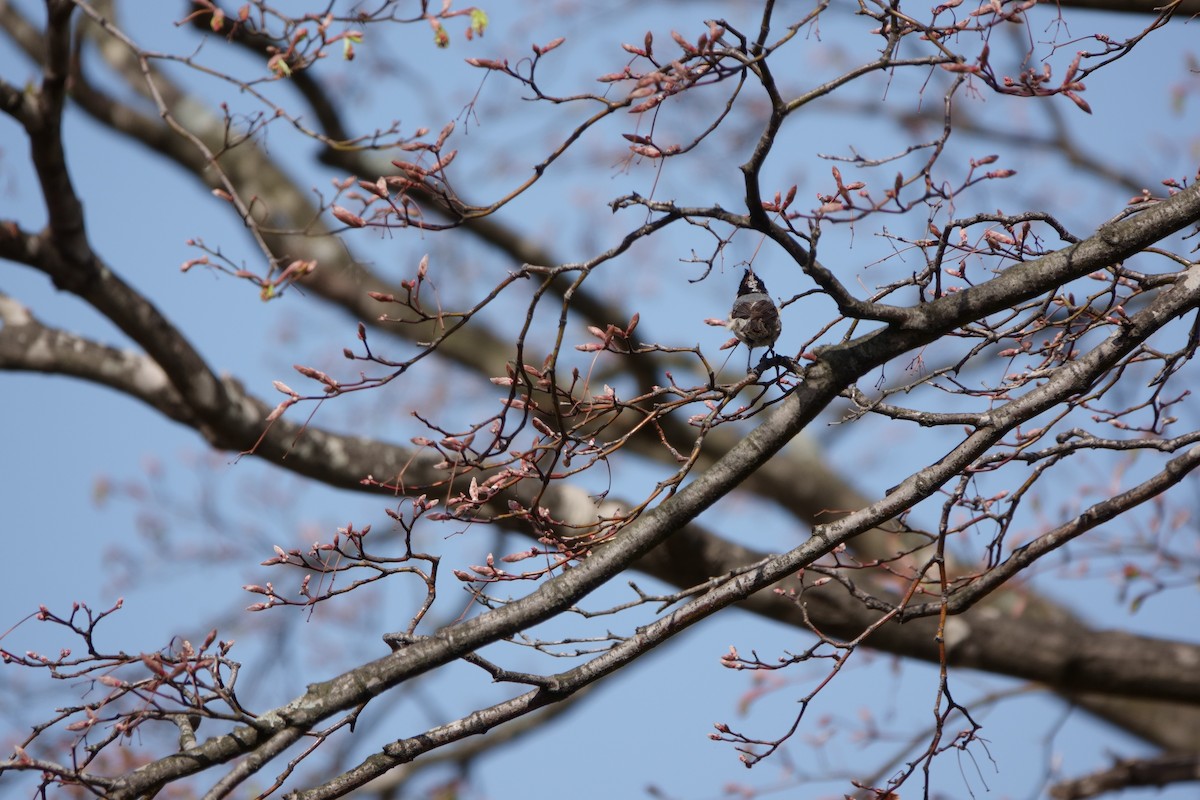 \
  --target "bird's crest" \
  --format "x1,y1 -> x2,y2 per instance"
738,269 -> 767,297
